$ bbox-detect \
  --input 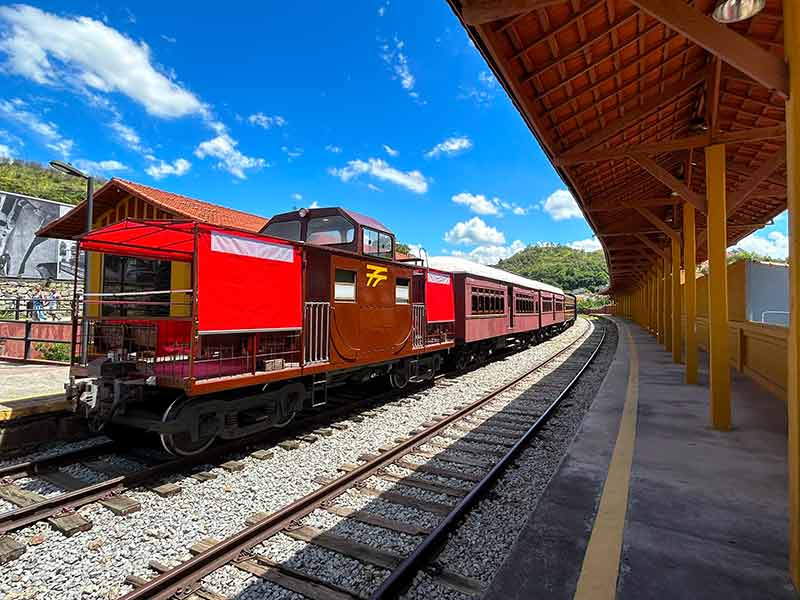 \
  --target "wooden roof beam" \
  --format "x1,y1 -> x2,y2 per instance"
629,0 -> 789,96
461,0 -> 564,25
564,67 -> 708,155
628,153 -> 707,213
555,125 -> 784,166
726,143 -> 787,217
635,234 -> 669,260
633,205 -> 681,242
588,197 -> 677,213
